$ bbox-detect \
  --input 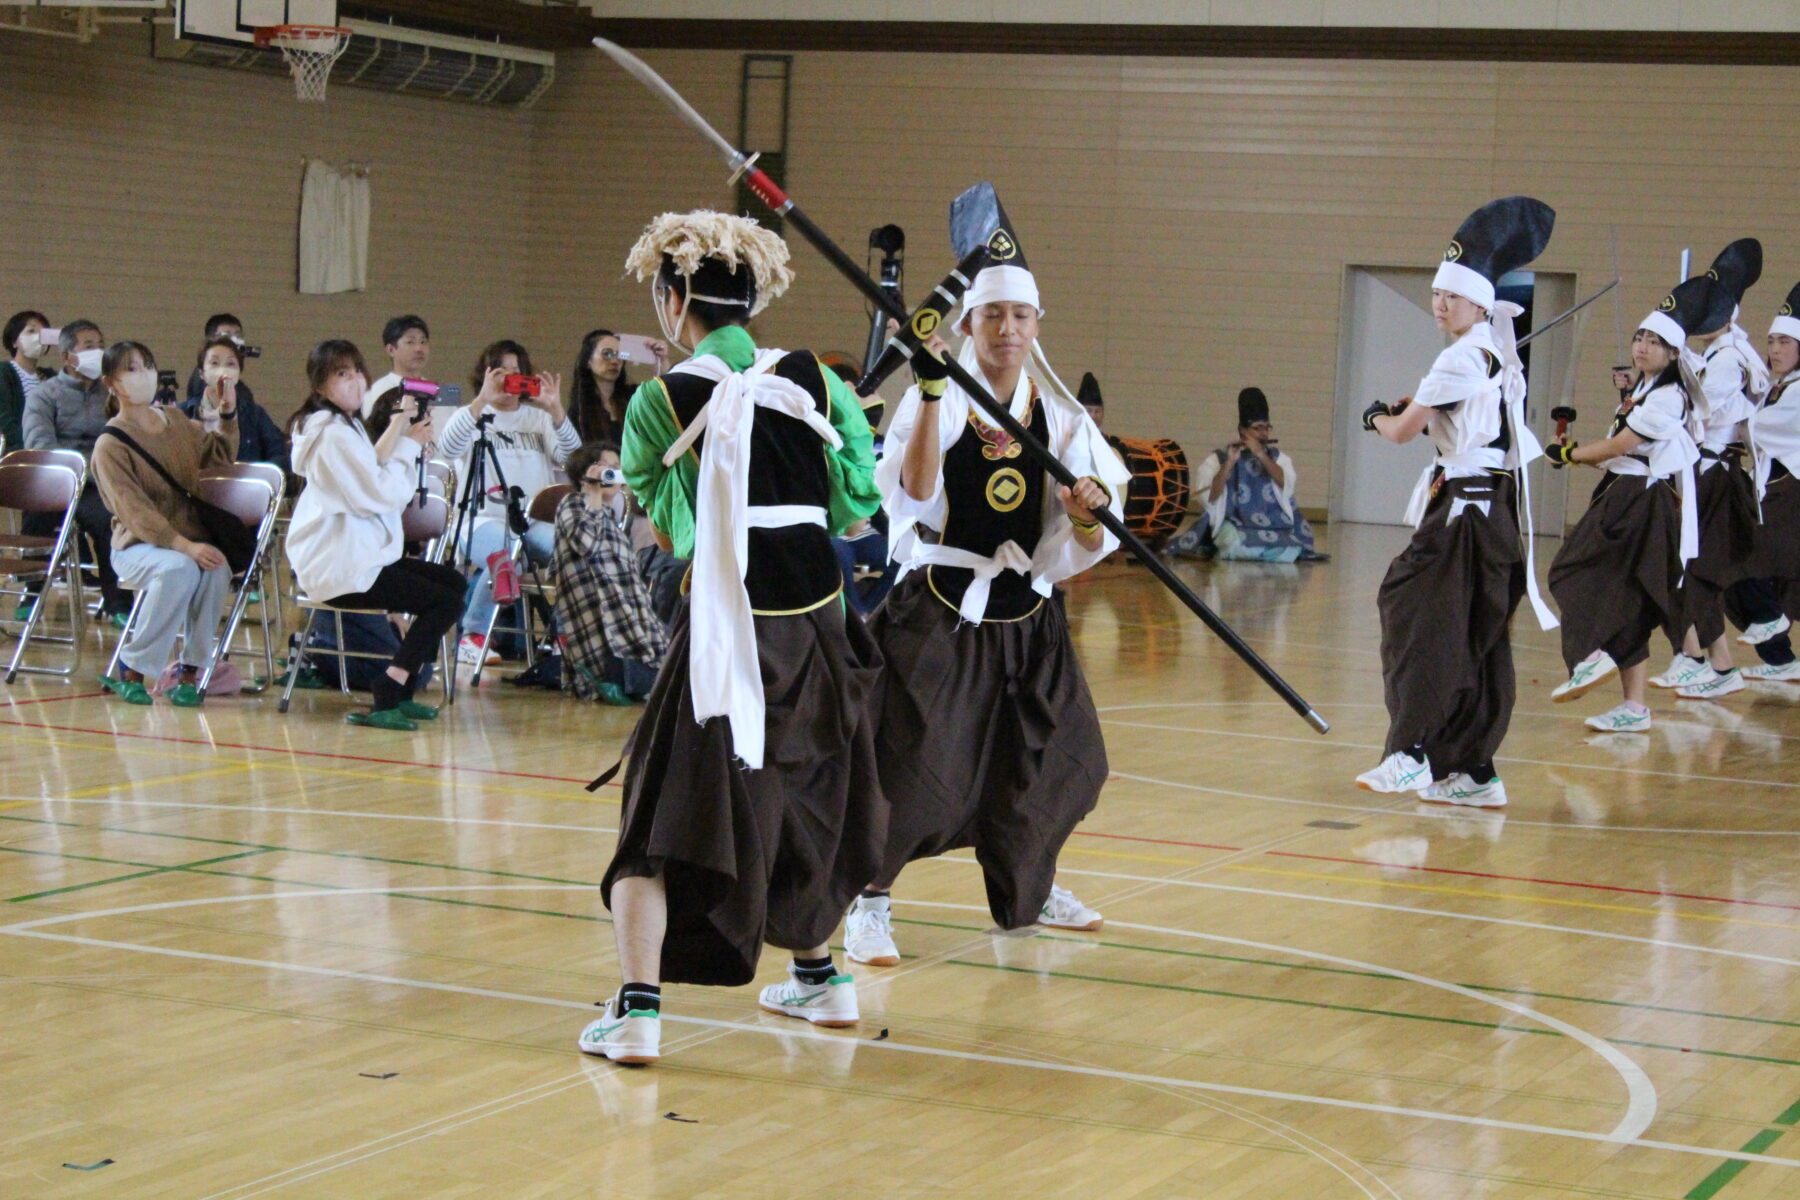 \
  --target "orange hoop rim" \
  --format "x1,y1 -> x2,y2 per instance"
253,23 -> 352,48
